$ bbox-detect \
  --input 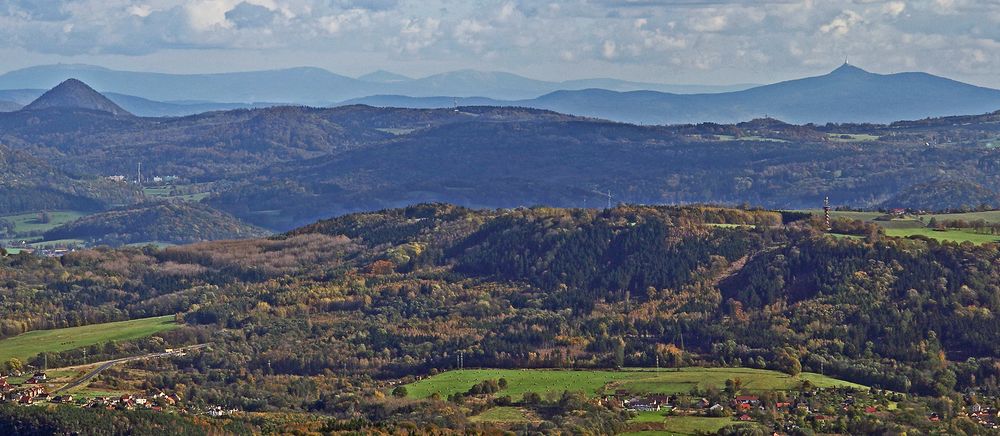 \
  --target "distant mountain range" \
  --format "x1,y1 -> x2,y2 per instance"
4,63 -> 998,124
346,64 -> 1000,124
0,63 -> 754,104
